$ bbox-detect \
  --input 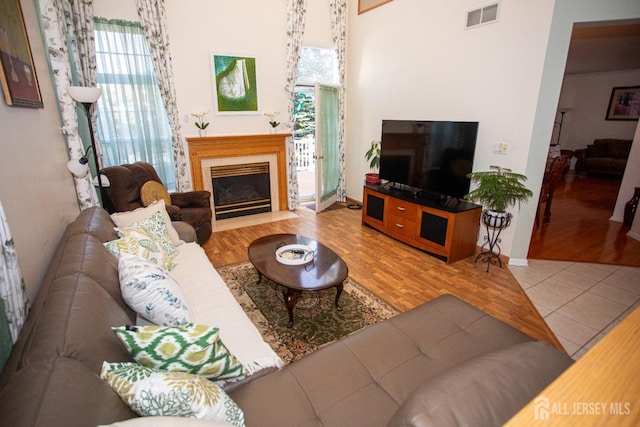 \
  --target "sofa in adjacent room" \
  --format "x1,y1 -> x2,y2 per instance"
0,206 -> 573,427
574,138 -> 632,176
